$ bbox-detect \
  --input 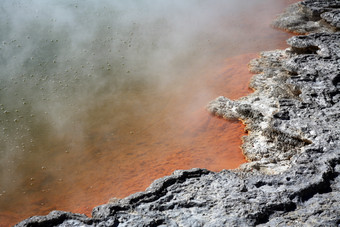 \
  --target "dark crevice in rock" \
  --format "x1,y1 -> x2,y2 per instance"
15,211 -> 95,227
298,178 -> 332,202
273,110 -> 290,120
332,74 -> 340,86
254,181 -> 266,188
291,45 -> 320,54
157,200 -> 206,212
252,202 -> 297,225
149,218 -> 166,227
129,169 -> 210,207
292,154 -> 340,203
